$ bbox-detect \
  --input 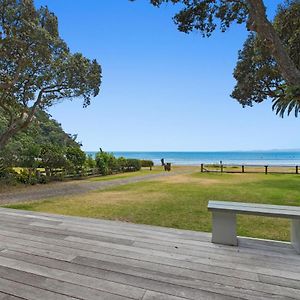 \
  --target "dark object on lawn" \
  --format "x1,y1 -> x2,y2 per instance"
164,163 -> 171,171
161,158 -> 165,166
140,160 -> 154,170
